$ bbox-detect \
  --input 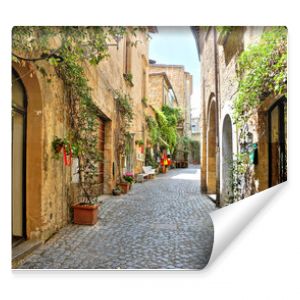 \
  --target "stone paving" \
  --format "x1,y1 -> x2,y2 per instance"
17,165 -> 216,269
